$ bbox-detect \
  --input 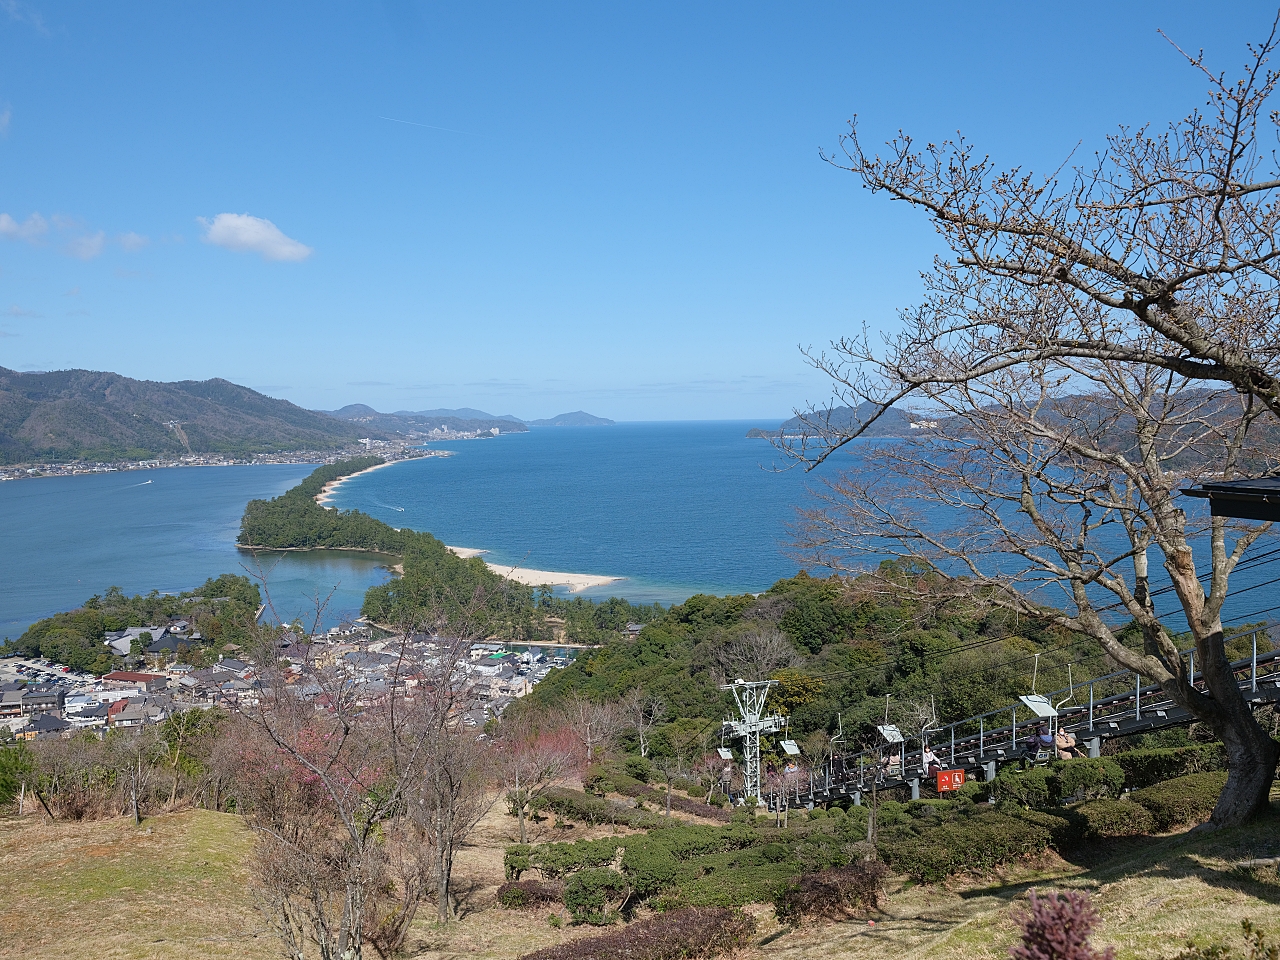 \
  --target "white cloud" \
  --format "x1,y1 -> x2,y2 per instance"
65,230 -> 105,260
6,304 -> 42,318
199,212 -> 312,262
0,1 -> 47,34
118,231 -> 149,251
0,211 -> 47,242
